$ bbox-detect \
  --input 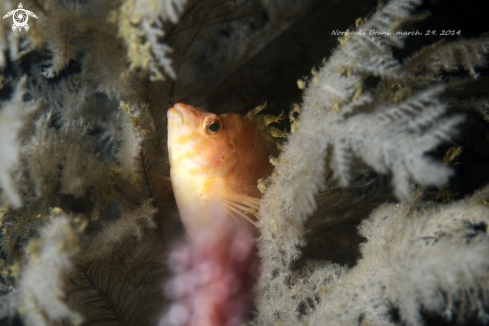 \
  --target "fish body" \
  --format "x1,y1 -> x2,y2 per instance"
167,103 -> 275,241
